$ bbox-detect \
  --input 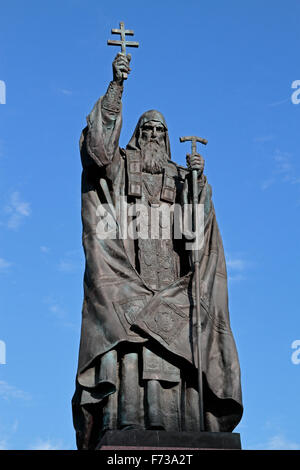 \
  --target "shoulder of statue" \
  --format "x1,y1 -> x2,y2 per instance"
165,160 -> 178,173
